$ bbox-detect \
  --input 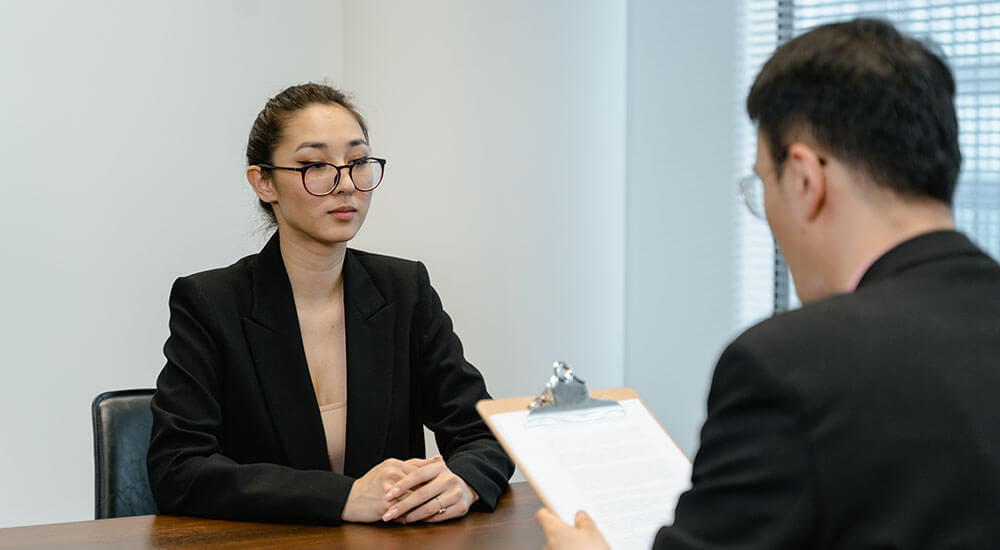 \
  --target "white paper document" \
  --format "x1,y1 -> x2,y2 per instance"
491,399 -> 691,550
